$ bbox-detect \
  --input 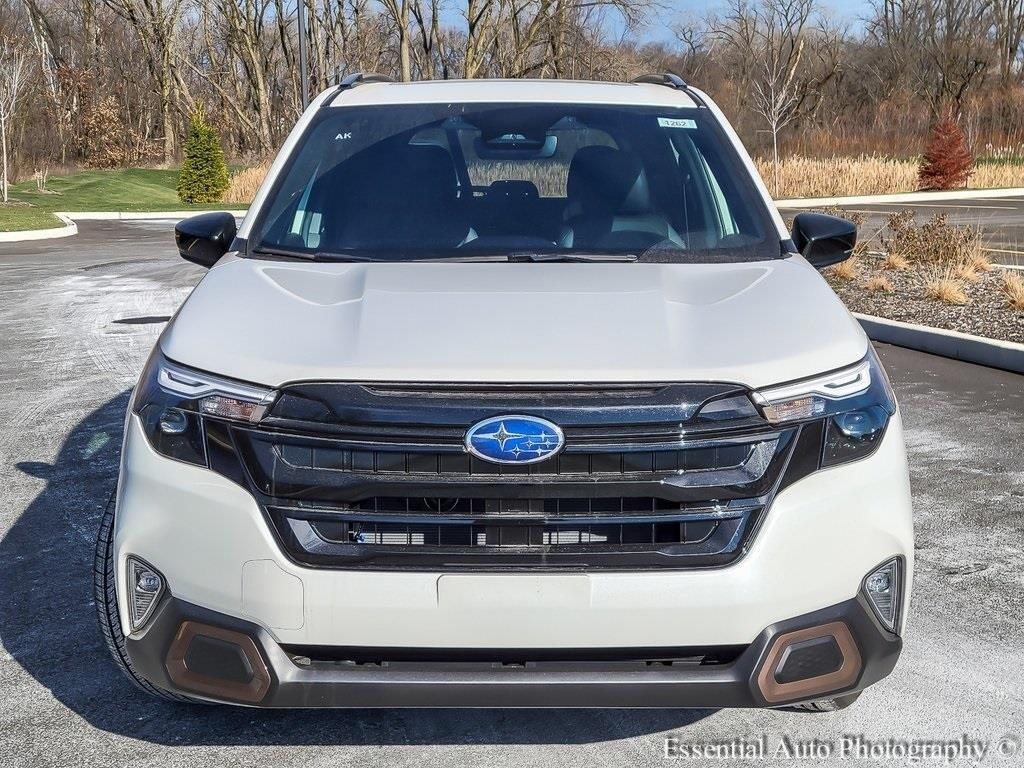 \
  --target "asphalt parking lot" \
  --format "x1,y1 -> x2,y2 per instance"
0,221 -> 1022,767
779,194 -> 1024,267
